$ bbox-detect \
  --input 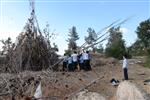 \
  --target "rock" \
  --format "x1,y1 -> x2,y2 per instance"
70,90 -> 106,100
116,81 -> 150,100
